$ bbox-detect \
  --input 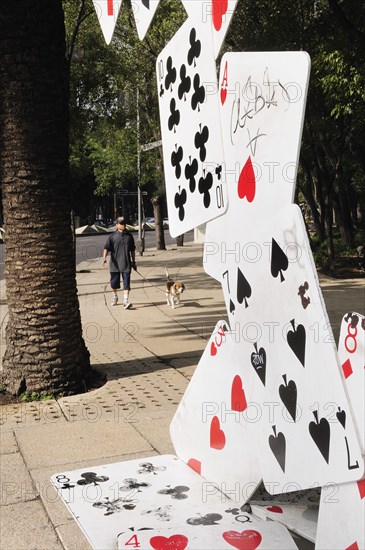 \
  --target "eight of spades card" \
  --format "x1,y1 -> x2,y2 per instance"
204,51 -> 310,282
156,19 -> 227,237
315,312 -> 365,550
116,518 -> 298,549
181,0 -> 238,59
224,204 -> 363,493
170,320 -> 262,503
